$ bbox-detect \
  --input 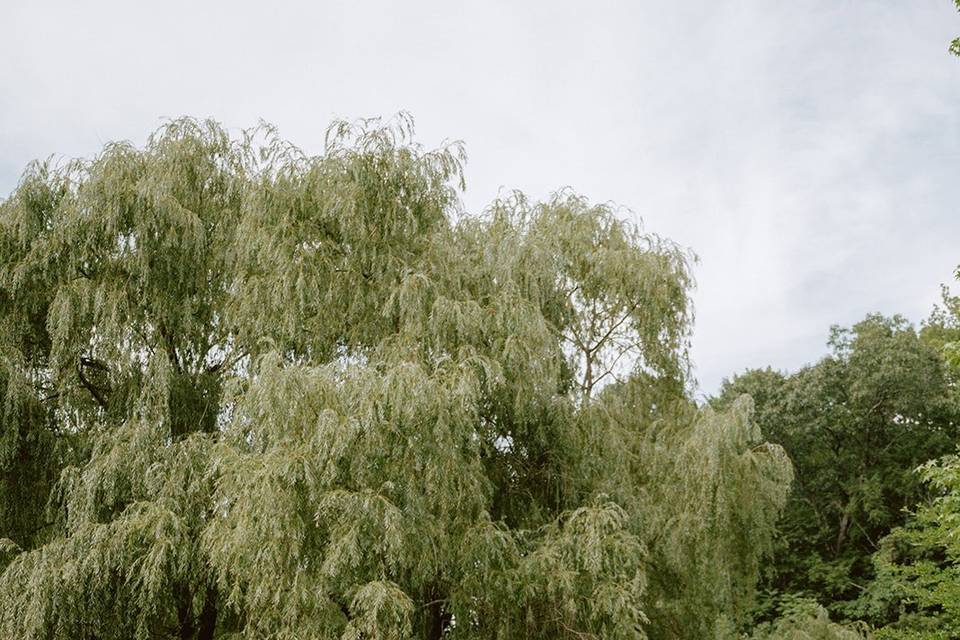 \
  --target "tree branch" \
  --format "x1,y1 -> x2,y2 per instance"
76,362 -> 107,409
